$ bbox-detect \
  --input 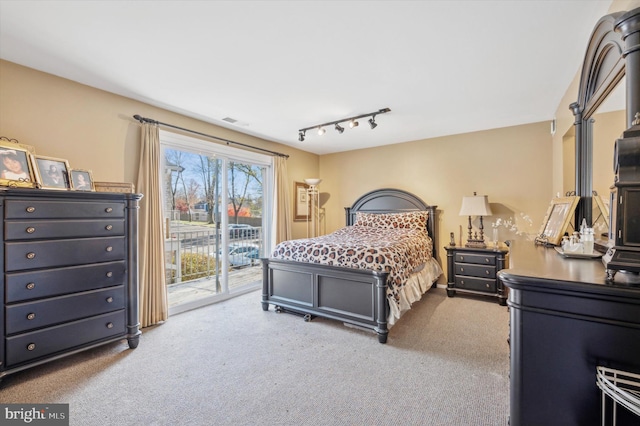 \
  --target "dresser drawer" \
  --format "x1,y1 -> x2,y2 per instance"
455,253 -> 496,266
6,286 -> 125,334
5,261 -> 126,303
5,236 -> 125,271
454,276 -> 497,293
455,263 -> 497,279
5,310 -> 125,367
4,200 -> 124,219
4,219 -> 124,240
